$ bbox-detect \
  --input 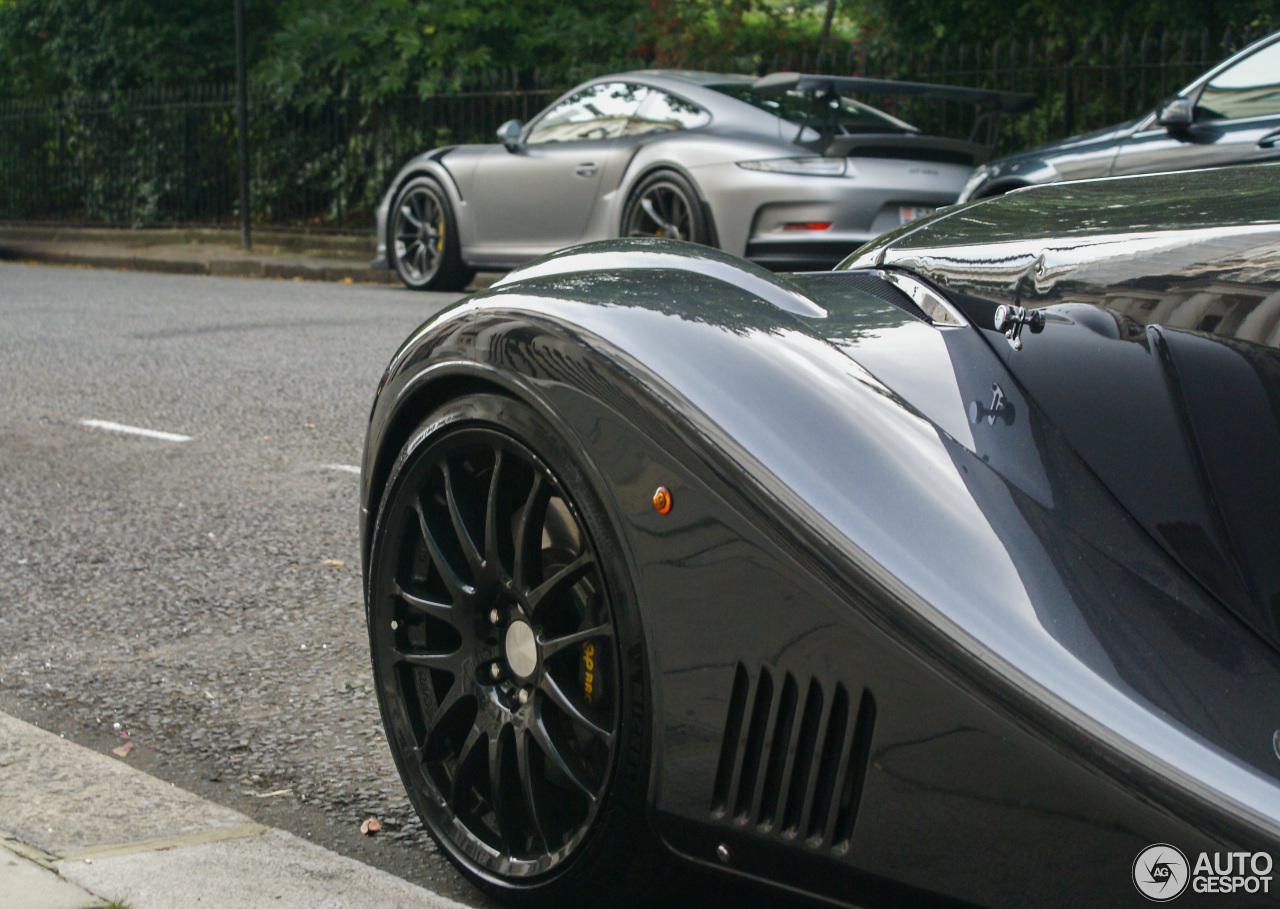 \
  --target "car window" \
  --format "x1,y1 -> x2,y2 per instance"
710,83 -> 916,134
526,82 -> 649,144
1196,41 -> 1280,121
624,90 -> 710,135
